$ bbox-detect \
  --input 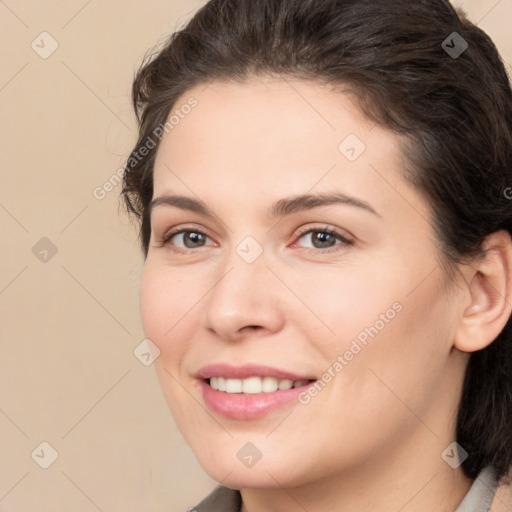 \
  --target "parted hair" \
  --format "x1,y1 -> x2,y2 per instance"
121,0 -> 512,483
